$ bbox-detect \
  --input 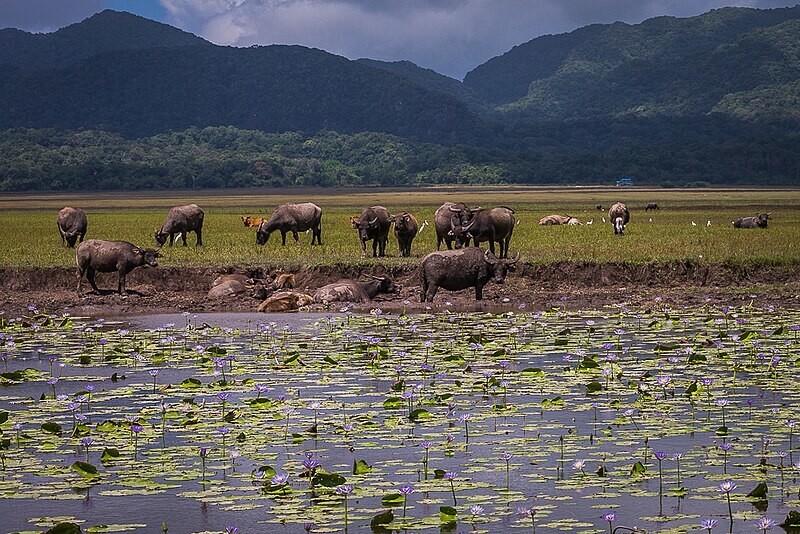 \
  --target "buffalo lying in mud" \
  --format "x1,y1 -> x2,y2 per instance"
257,203 -> 323,246
156,204 -> 204,247
420,248 -> 519,302
257,291 -> 314,312
609,202 -> 630,235
733,213 -> 770,229
76,239 -> 160,295
449,206 -> 516,259
314,276 -> 397,304
57,207 -> 88,248
352,206 -> 391,257
539,214 -> 580,226
434,202 -> 476,251
392,212 -> 419,257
